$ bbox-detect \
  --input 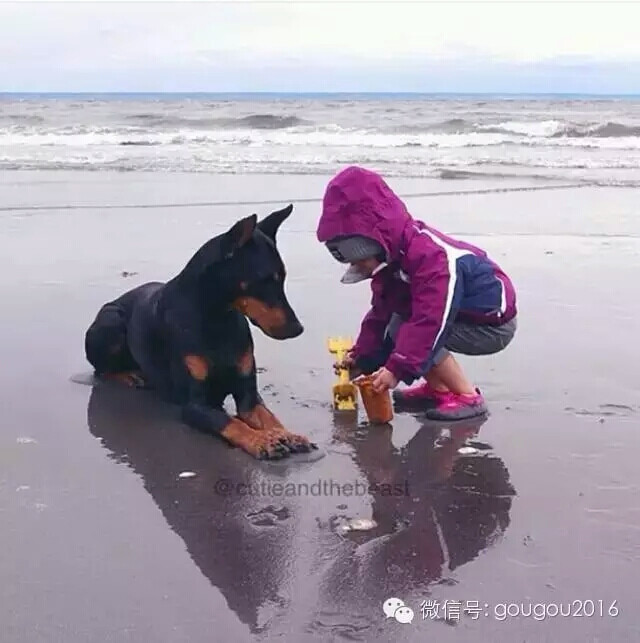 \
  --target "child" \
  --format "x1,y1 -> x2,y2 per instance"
317,166 -> 517,421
